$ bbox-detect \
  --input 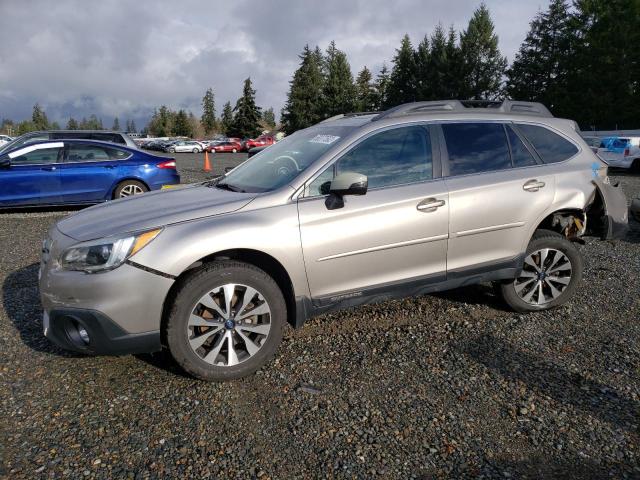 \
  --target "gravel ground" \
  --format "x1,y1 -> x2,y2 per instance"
1,158 -> 639,479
